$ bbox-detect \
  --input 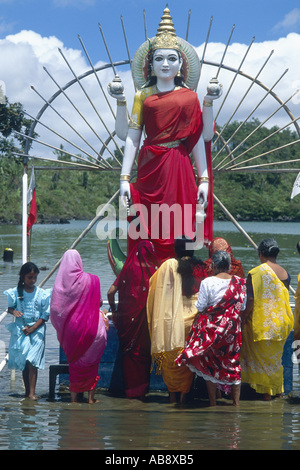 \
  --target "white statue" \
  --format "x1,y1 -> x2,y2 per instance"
108,6 -> 222,259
